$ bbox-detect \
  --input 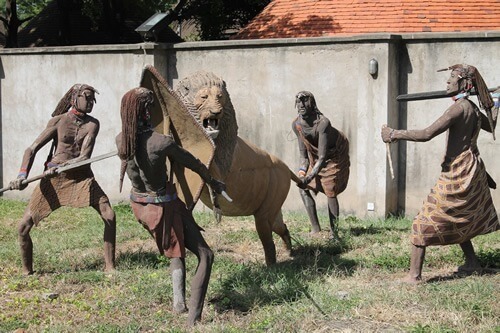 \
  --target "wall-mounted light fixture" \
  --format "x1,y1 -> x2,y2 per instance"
135,13 -> 169,42
369,58 -> 378,78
